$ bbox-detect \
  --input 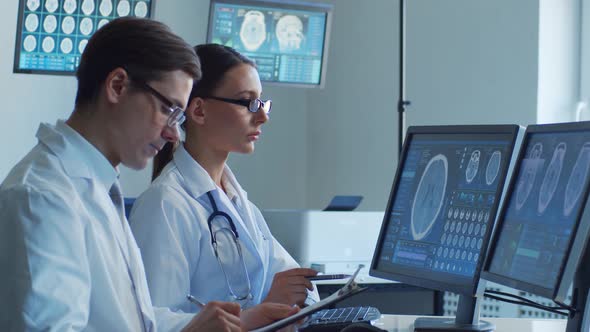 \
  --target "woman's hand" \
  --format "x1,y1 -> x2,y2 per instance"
182,301 -> 242,332
264,268 -> 318,306
241,302 -> 300,330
